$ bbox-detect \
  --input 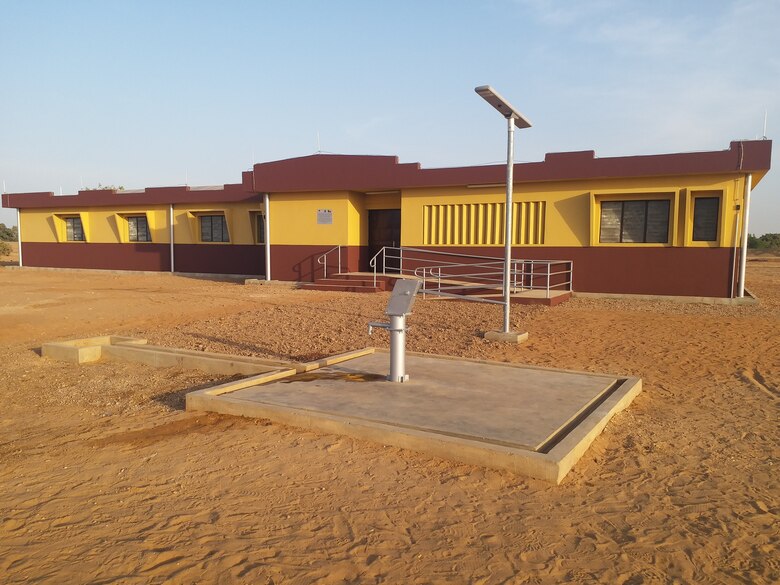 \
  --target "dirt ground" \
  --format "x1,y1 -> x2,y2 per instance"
0,256 -> 778,584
